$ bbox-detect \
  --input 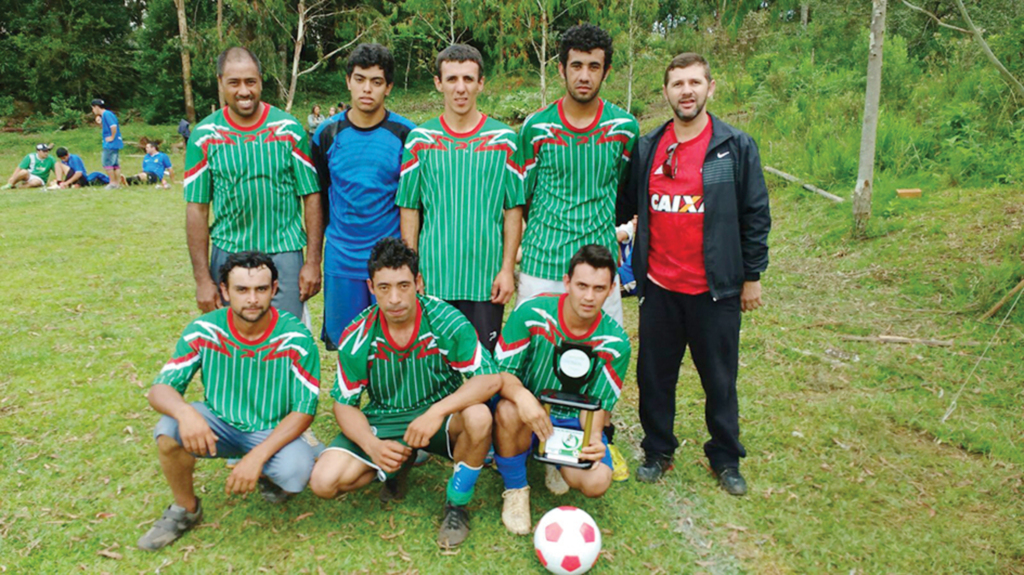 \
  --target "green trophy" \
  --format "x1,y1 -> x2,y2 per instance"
534,340 -> 603,470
